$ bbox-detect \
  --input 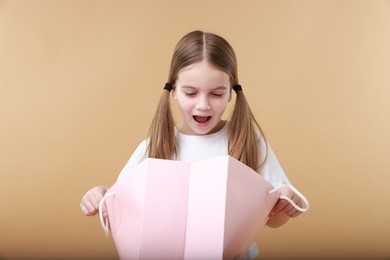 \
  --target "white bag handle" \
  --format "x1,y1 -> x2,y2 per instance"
269,181 -> 310,212
98,191 -> 116,237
